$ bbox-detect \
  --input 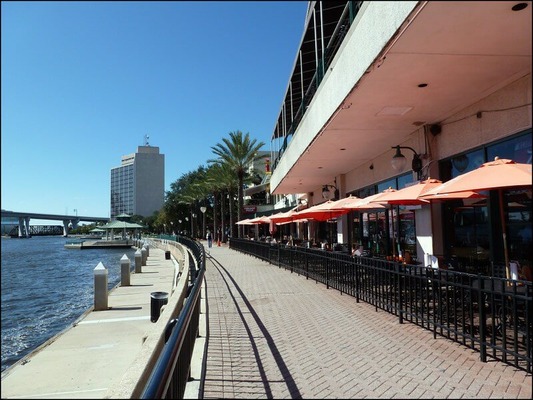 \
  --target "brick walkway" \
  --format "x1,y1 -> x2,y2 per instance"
201,245 -> 531,399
